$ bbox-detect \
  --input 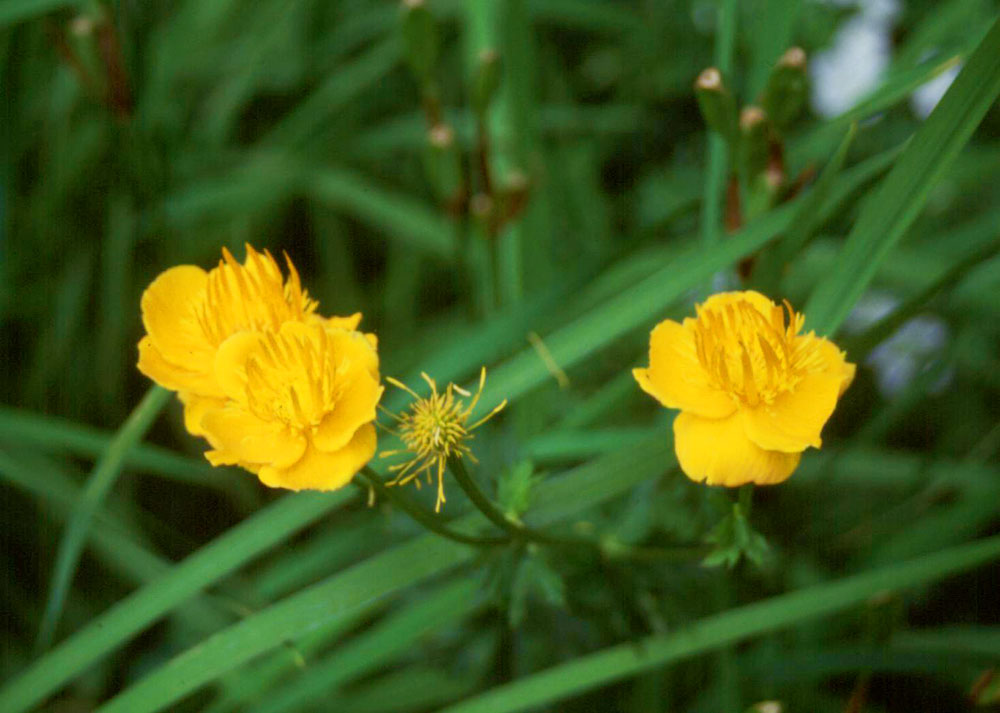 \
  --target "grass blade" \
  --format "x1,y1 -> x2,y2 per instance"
435,535 -> 1000,713
0,0 -> 78,27
35,386 -> 172,652
84,437 -> 673,713
248,579 -> 481,713
804,16 -> 1000,335
308,167 -> 456,258
0,488 -> 354,713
